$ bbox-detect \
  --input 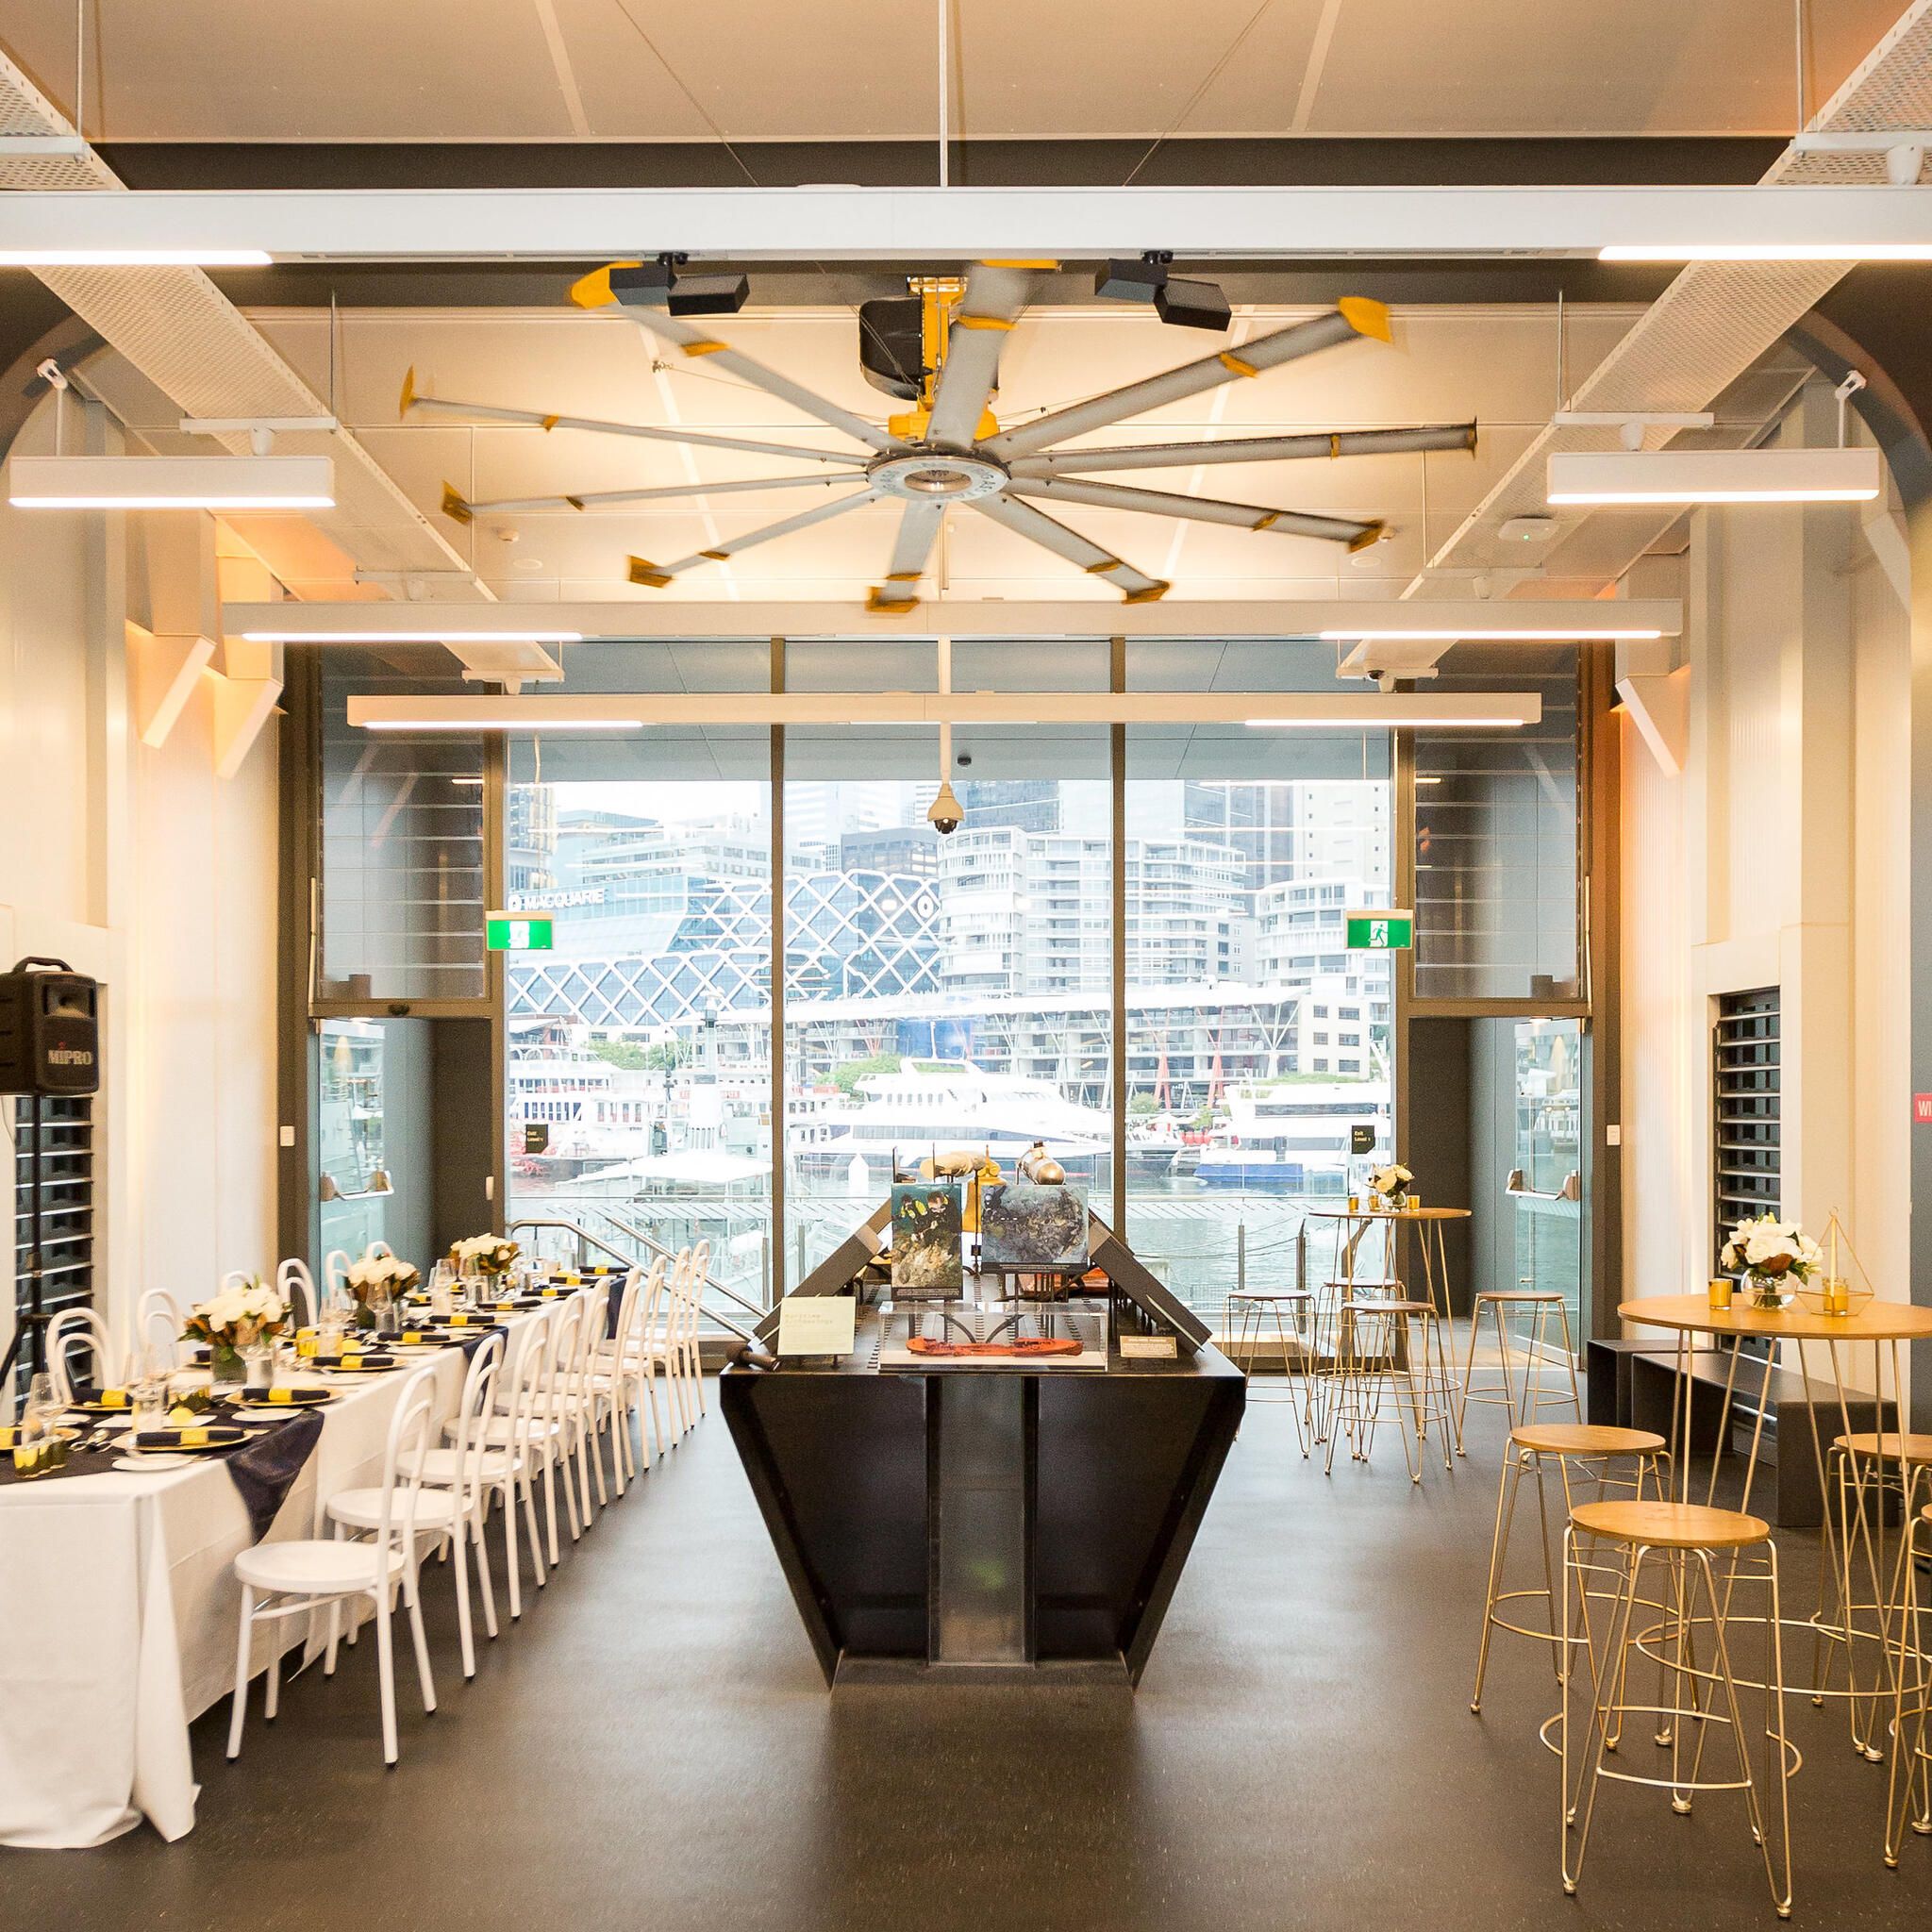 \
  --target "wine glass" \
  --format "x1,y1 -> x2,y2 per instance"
24,1371 -> 61,1433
